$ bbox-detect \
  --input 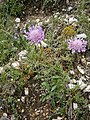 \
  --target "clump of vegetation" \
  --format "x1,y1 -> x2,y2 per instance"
0,0 -> 90,119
